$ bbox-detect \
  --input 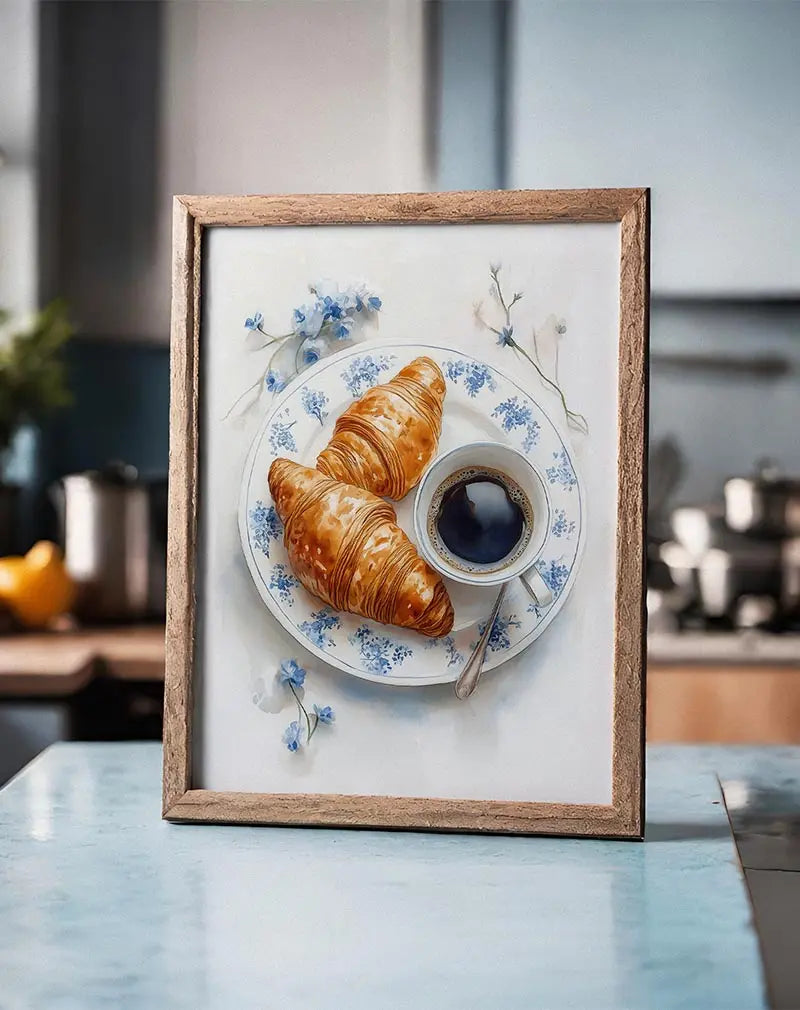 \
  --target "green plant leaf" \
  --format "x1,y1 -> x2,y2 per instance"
0,299 -> 75,458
